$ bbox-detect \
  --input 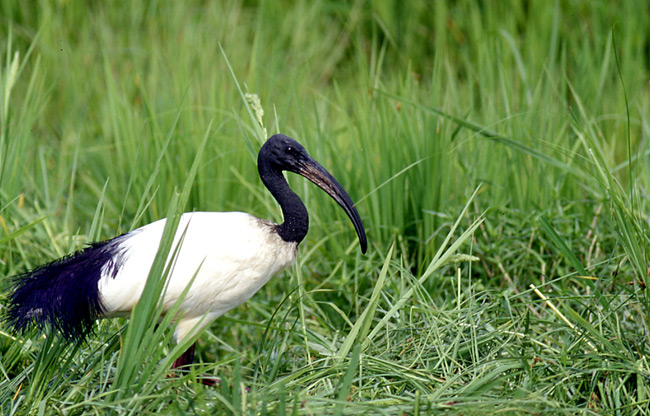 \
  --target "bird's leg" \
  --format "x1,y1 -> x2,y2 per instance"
171,343 -> 220,386
171,343 -> 196,369
171,344 -> 249,391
